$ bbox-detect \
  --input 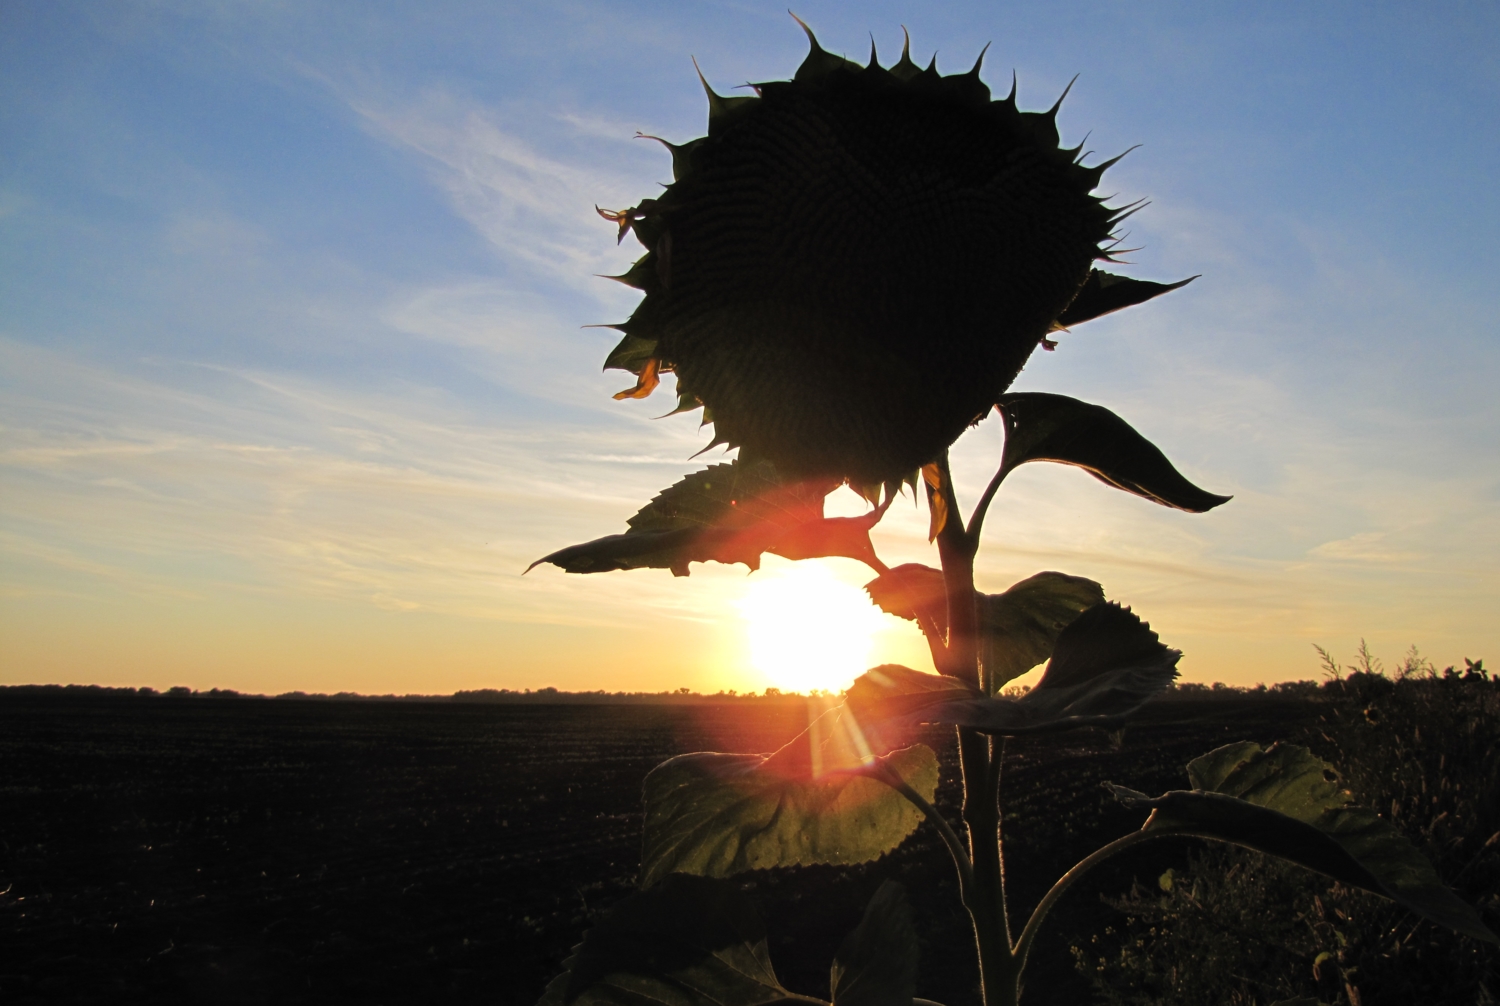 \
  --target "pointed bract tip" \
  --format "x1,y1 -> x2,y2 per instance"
968,41 -> 991,77
1047,74 -> 1079,118
635,131 -> 677,152
889,26 -> 920,80
788,9 -> 818,48
692,56 -> 719,99
1092,143 -> 1142,174
867,33 -> 879,68
1004,70 -> 1017,105
688,436 -> 731,460
694,56 -> 759,125
791,12 -> 860,81
1107,198 -> 1149,228
1063,130 -> 1093,162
